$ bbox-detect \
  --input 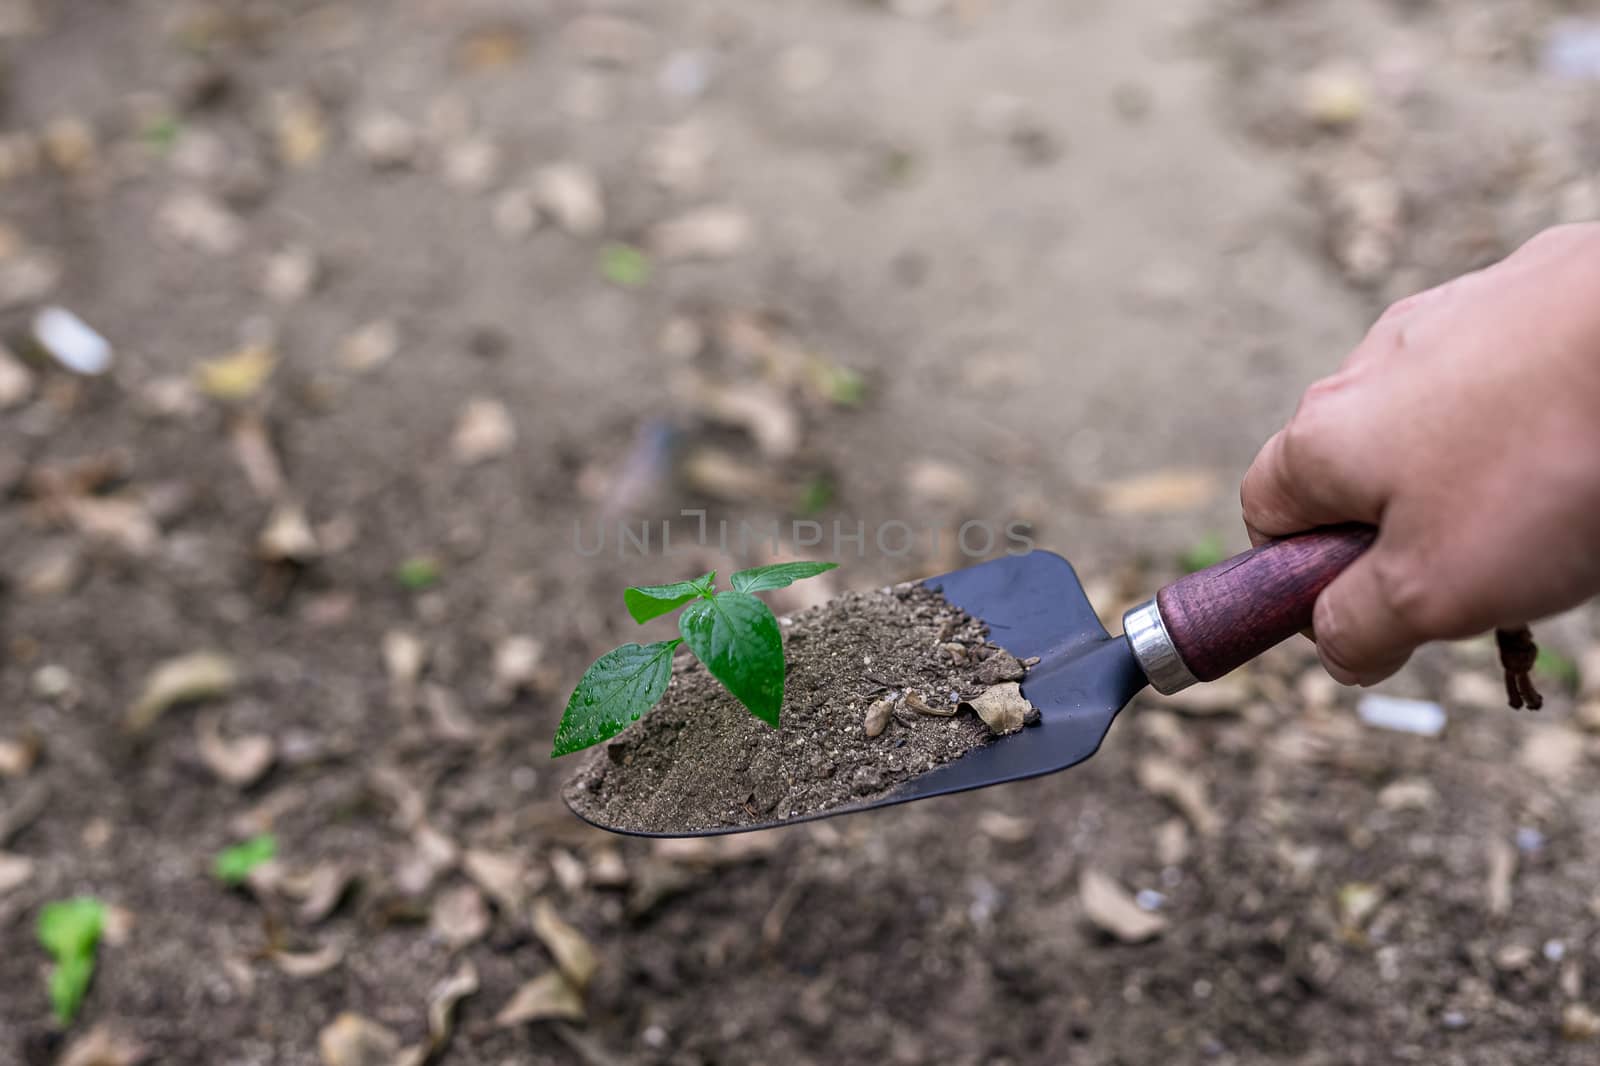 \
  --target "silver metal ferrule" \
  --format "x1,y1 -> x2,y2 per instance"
1121,597 -> 1199,695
